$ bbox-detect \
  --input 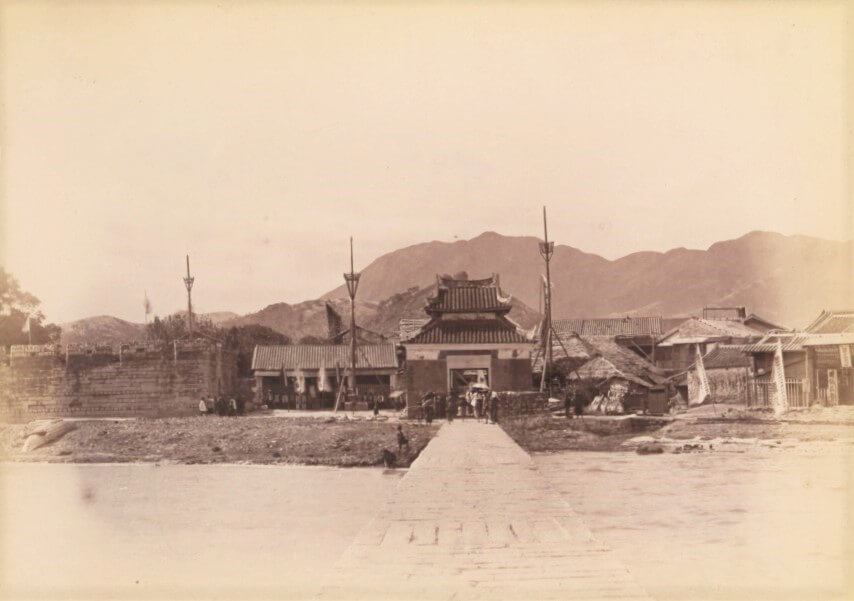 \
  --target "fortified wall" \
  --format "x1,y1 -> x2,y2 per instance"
0,340 -> 238,422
